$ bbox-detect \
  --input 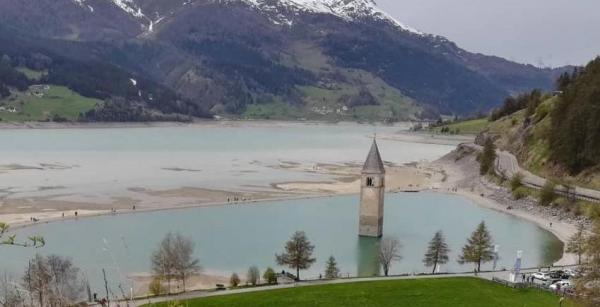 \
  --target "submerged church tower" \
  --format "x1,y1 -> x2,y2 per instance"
359,138 -> 385,237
